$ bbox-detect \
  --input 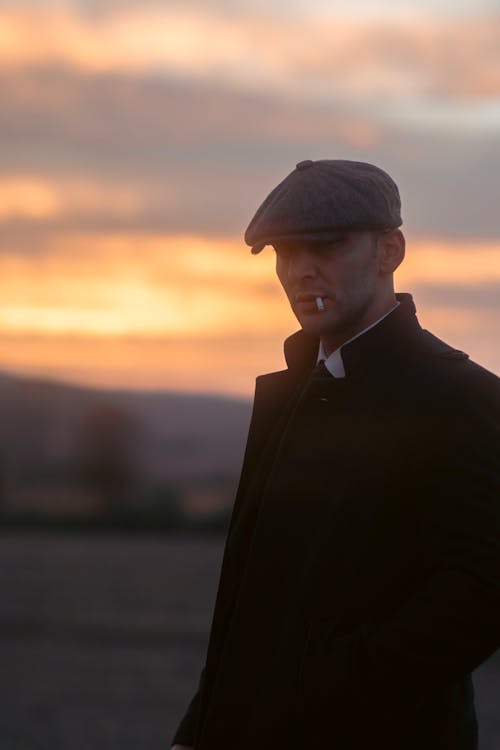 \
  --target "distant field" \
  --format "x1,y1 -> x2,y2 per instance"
0,533 -> 498,749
